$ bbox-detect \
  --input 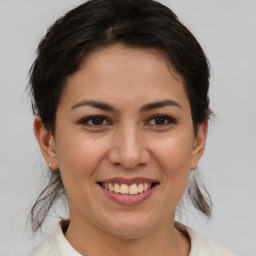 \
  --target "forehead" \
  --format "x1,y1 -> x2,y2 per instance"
82,44 -> 183,82
60,44 -> 189,110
